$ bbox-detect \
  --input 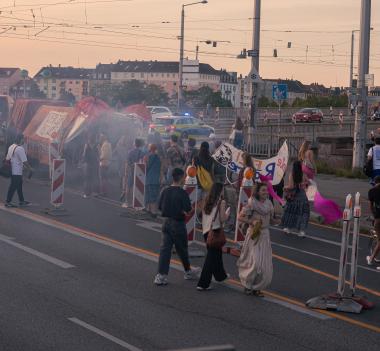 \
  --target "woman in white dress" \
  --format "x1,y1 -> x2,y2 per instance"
237,183 -> 275,296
